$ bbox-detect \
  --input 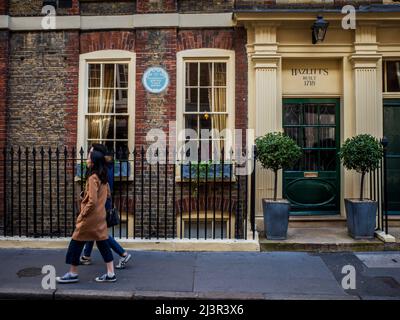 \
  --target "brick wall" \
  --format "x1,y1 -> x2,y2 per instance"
80,0 -> 136,15
7,32 -> 79,147
80,31 -> 135,54
179,0 -> 234,12
136,0 -> 177,13
9,0 -> 79,16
